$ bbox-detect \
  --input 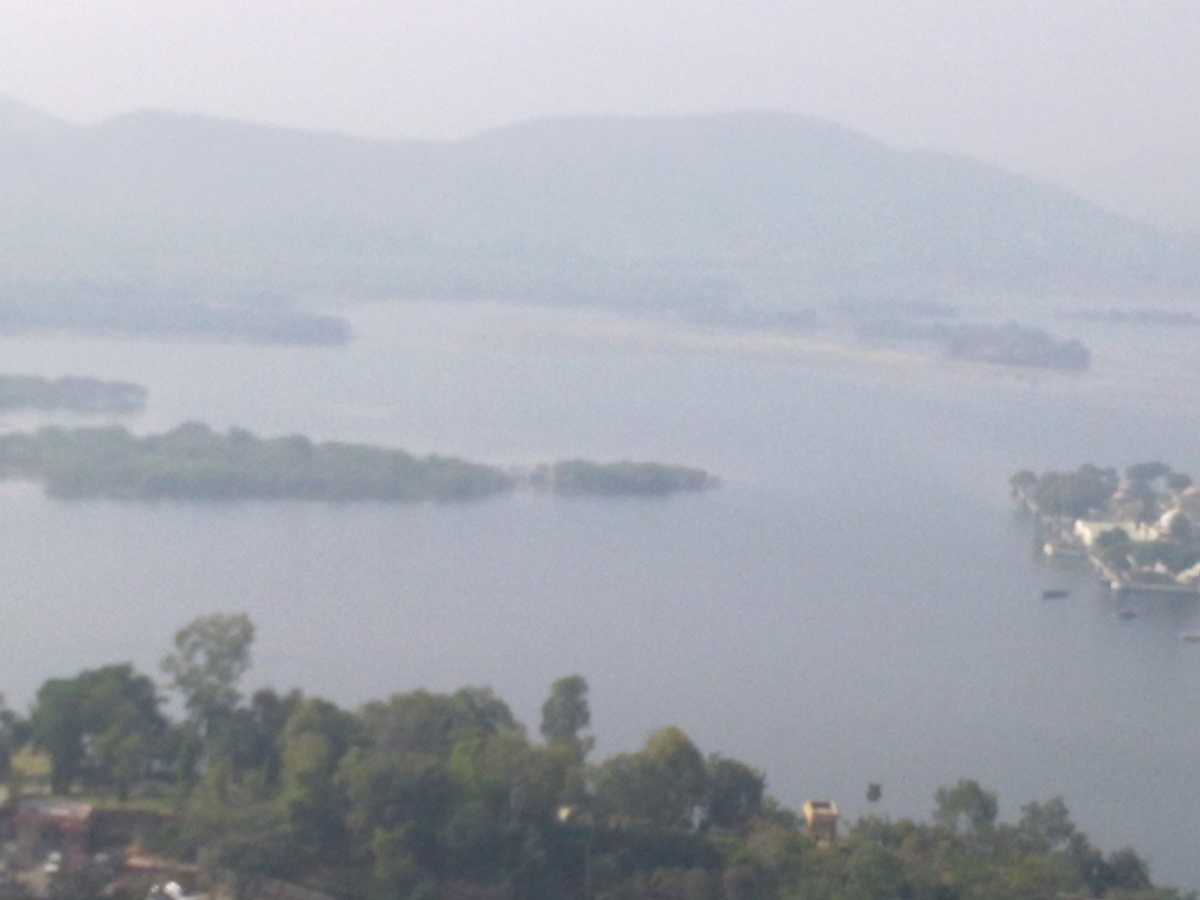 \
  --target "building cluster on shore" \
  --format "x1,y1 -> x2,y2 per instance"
1012,464 -> 1200,596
